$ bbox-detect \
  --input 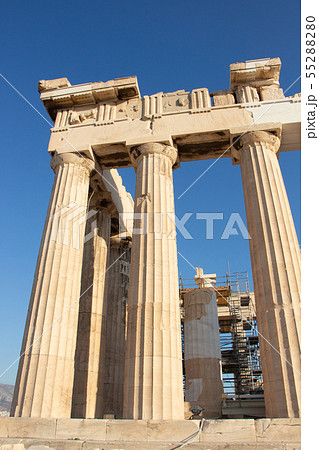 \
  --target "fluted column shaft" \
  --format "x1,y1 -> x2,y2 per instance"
103,236 -> 131,418
11,153 -> 93,418
237,131 -> 301,417
72,199 -> 111,418
184,289 -> 223,418
123,143 -> 184,420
